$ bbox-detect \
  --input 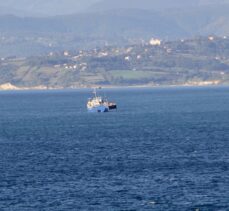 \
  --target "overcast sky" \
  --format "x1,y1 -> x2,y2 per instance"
0,0 -> 229,16
0,0 -> 101,16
